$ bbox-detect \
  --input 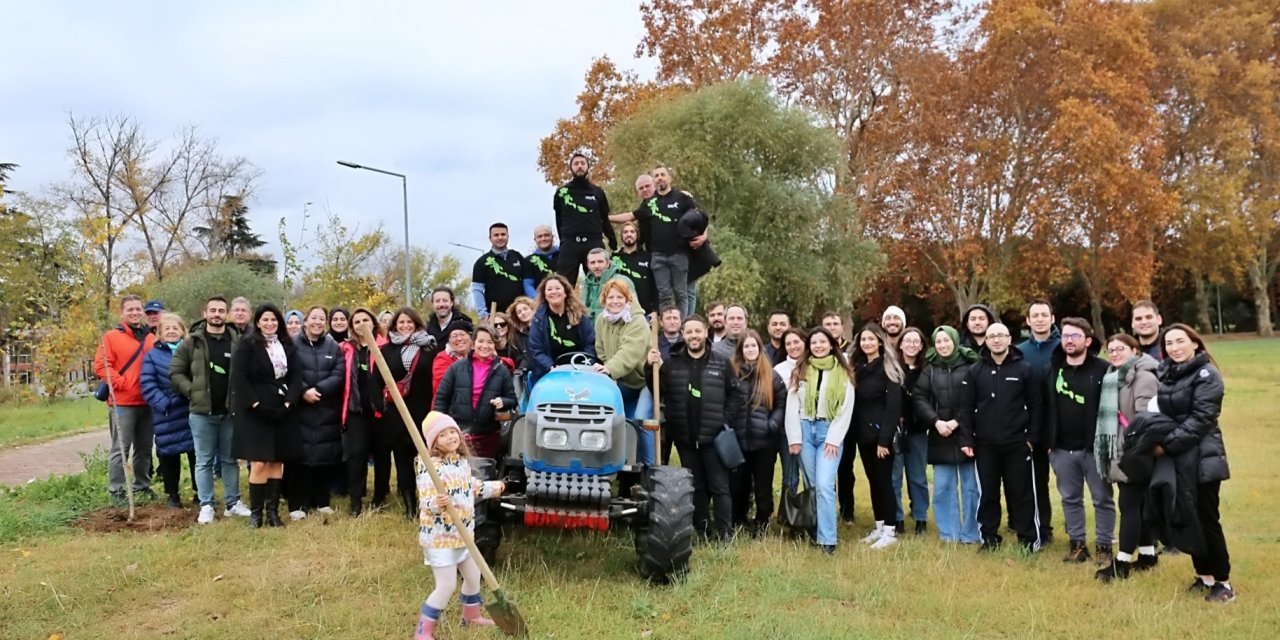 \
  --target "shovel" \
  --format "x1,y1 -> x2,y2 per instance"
357,325 -> 529,637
